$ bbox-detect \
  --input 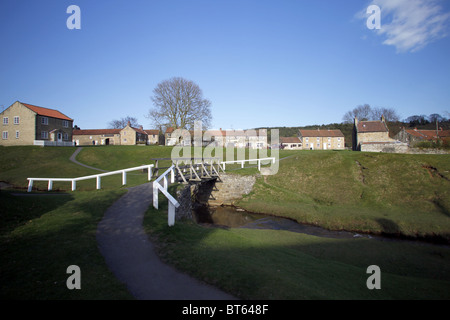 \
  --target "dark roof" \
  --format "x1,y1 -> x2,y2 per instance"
144,130 -> 160,135
73,129 -> 121,135
357,121 -> 388,133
